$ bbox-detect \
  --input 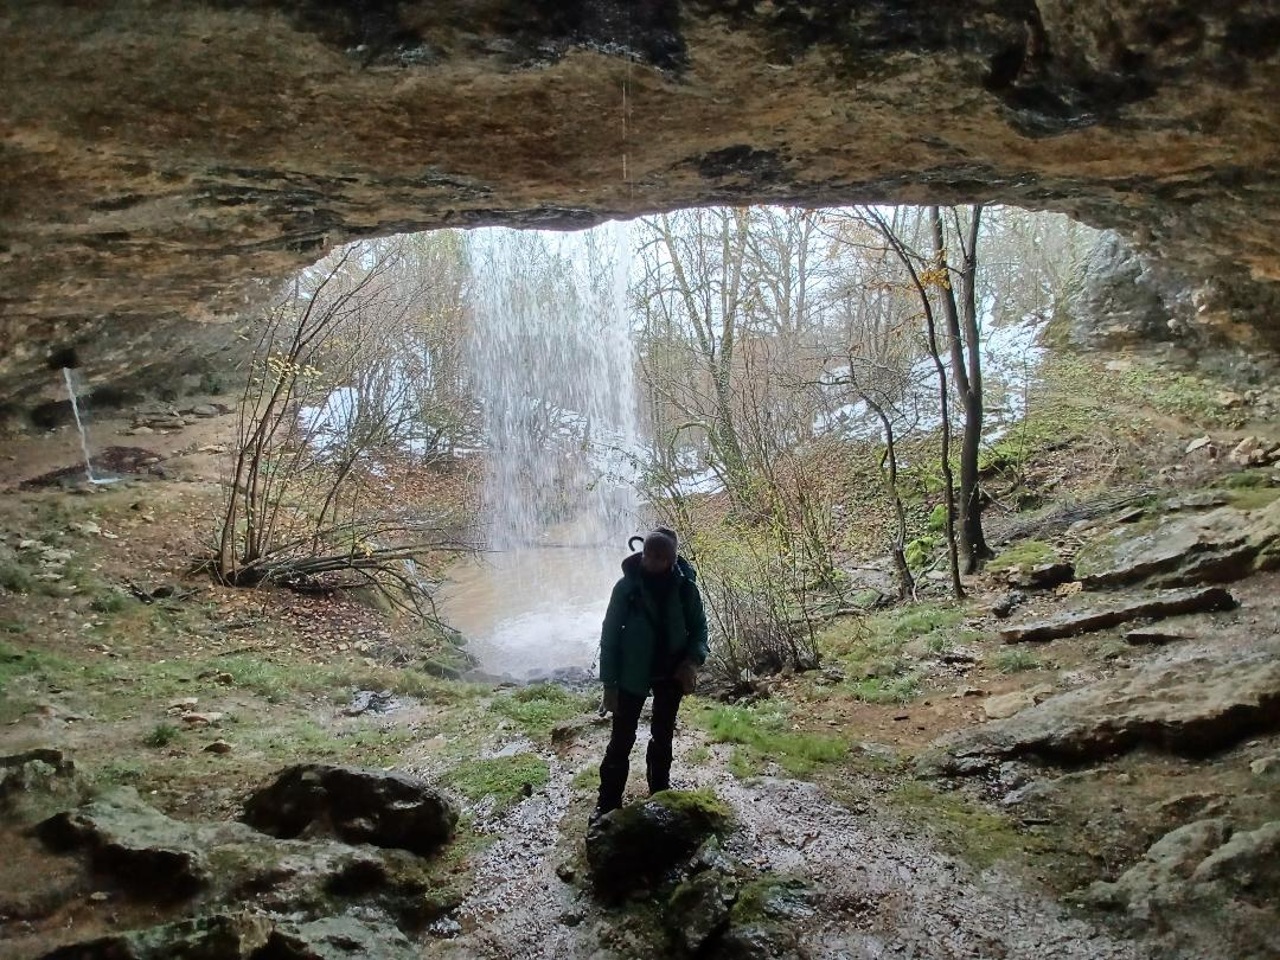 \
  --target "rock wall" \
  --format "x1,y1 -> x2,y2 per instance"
4,1 -> 1280,404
